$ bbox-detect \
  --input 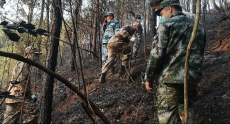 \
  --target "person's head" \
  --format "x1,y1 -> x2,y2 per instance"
155,0 -> 182,19
25,46 -> 42,61
133,22 -> 139,30
150,0 -> 163,10
105,12 -> 114,21
135,15 -> 141,21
